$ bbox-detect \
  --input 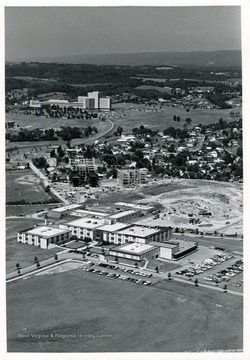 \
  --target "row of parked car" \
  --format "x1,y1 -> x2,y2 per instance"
97,262 -> 153,278
203,259 -> 243,285
175,253 -> 235,278
82,266 -> 152,286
